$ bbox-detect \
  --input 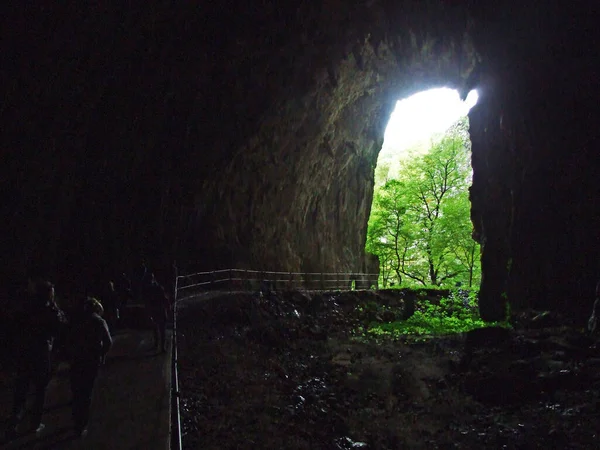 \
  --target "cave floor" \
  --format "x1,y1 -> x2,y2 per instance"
178,291 -> 600,450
